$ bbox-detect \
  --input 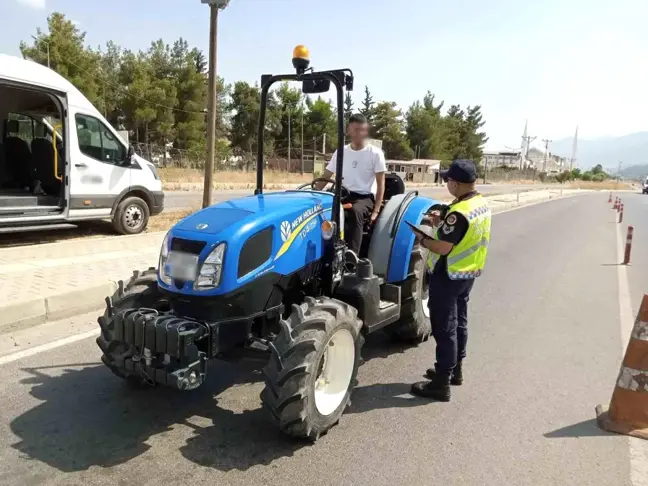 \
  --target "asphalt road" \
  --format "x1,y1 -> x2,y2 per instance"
0,193 -> 645,485
164,183 -> 554,210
